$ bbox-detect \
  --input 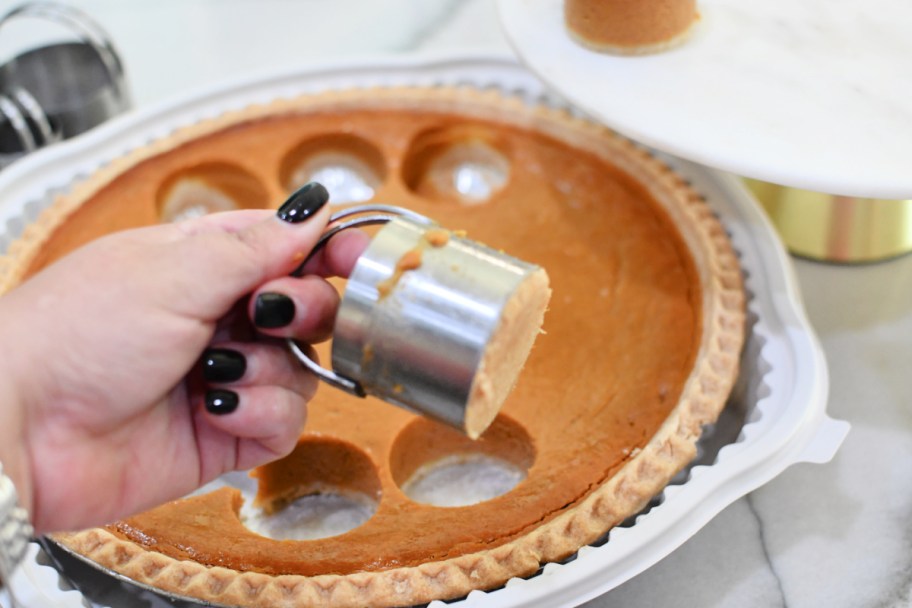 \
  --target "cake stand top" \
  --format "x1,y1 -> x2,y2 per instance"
498,0 -> 912,199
